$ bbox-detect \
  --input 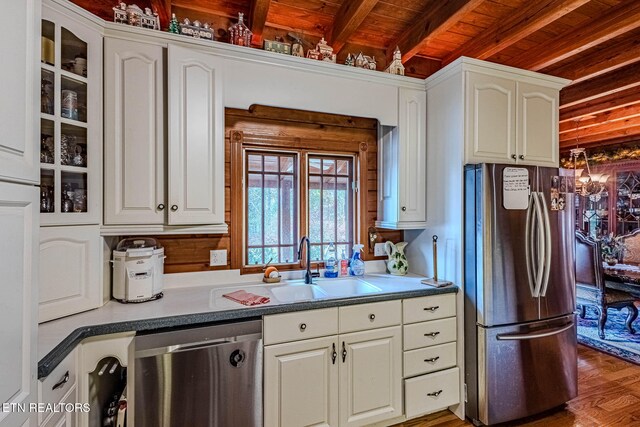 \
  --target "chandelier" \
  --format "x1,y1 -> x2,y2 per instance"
570,147 -> 609,197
